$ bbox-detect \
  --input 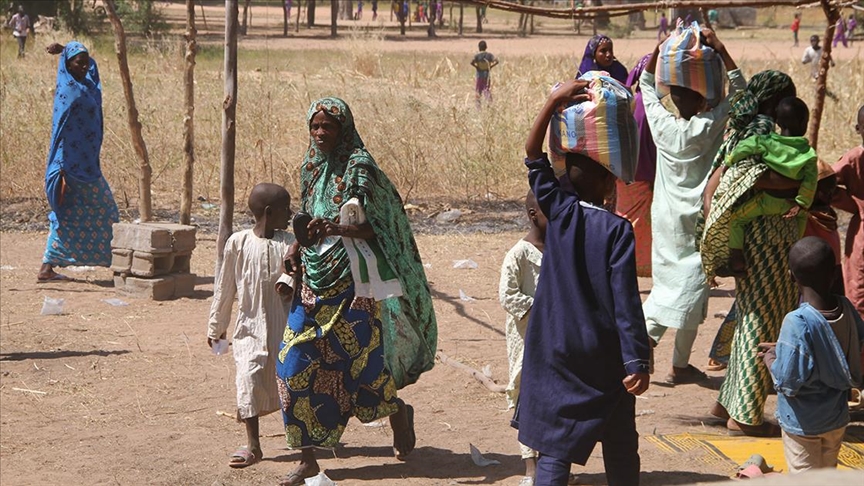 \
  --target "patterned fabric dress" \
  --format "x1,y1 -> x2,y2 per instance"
277,97 -> 437,449
42,42 -> 118,267
701,71 -> 800,426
